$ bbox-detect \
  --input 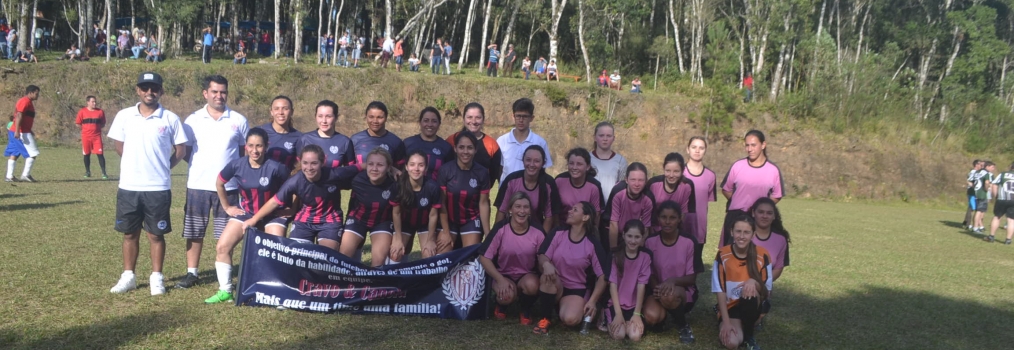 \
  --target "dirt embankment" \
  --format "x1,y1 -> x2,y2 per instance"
0,63 -> 978,203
